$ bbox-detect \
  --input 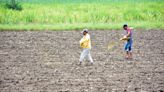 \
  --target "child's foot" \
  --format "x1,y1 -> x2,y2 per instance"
78,62 -> 82,65
129,52 -> 132,59
90,62 -> 93,65
129,56 -> 133,60
125,56 -> 129,59
86,62 -> 93,66
128,54 -> 133,59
